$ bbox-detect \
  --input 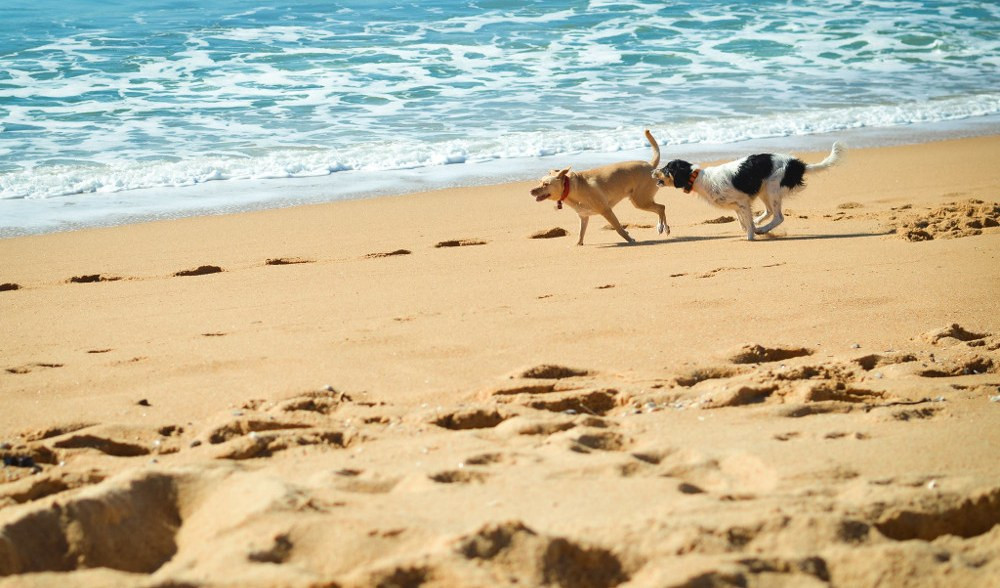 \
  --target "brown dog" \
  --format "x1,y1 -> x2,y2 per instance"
530,130 -> 667,245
